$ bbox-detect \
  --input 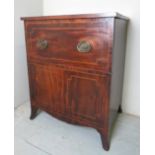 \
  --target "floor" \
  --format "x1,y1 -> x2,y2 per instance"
15,103 -> 140,155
